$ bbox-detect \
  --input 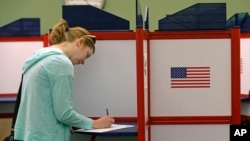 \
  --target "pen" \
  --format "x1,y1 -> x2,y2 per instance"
106,108 -> 109,116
